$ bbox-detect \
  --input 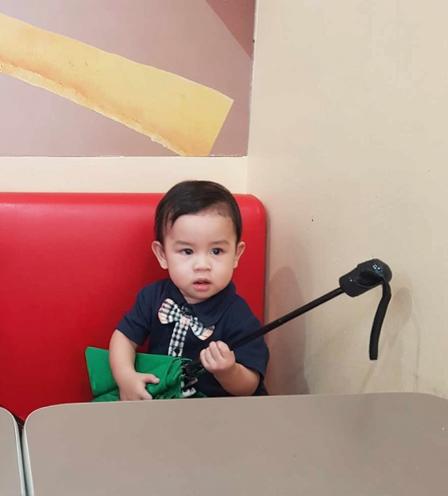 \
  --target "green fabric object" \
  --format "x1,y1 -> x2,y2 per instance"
85,347 -> 204,401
